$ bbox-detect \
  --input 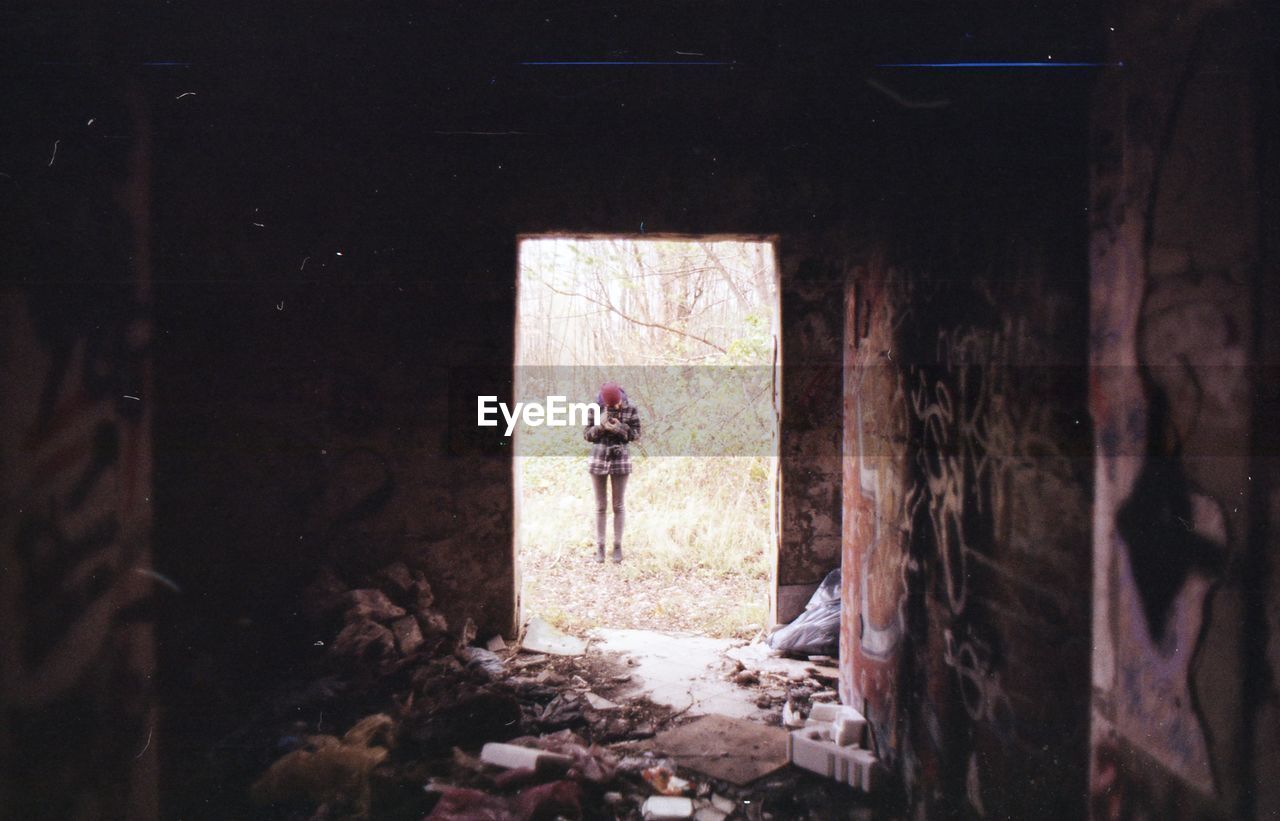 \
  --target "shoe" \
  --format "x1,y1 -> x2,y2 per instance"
611,546 -> 623,563
595,545 -> 606,563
